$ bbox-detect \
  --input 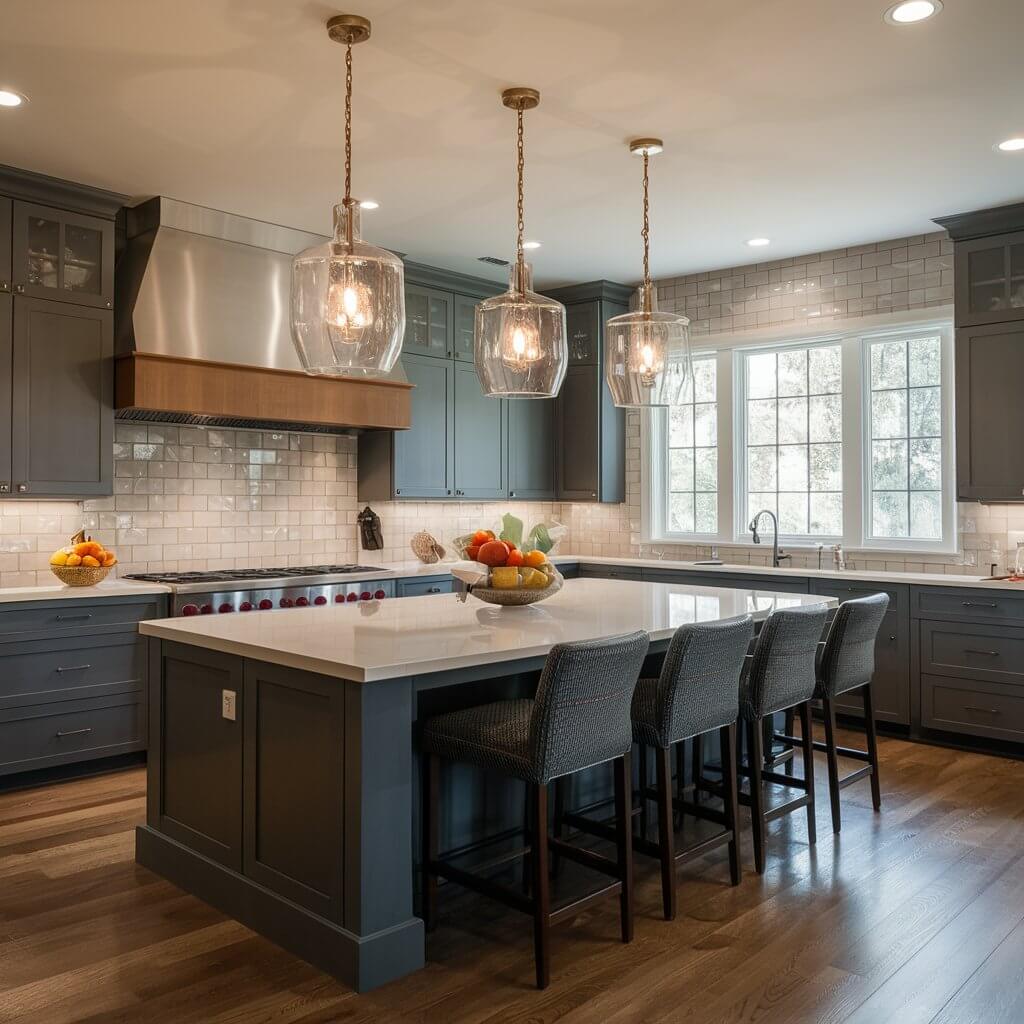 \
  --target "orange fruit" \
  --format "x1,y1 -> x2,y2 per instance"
466,544 -> 481,561
65,553 -> 83,567
81,555 -> 101,567
101,552 -> 117,567
524,549 -> 547,569
471,529 -> 493,546
506,549 -> 525,567
477,540 -> 510,567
